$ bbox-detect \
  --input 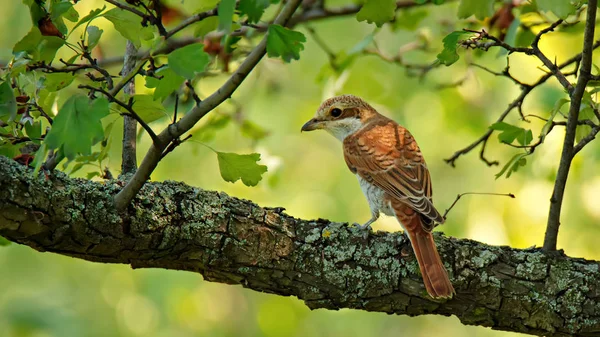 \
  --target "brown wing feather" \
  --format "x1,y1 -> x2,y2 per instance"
344,118 -> 444,226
